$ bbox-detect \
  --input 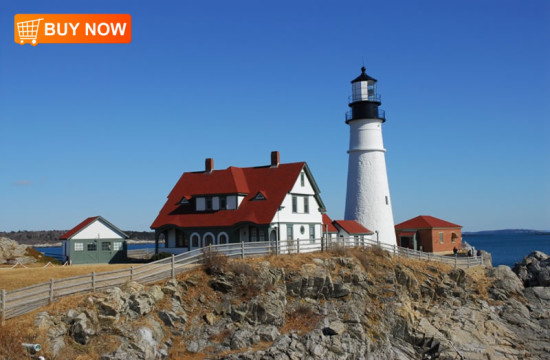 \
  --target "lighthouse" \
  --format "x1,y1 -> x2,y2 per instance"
344,67 -> 395,246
